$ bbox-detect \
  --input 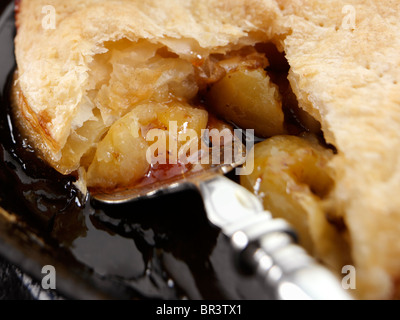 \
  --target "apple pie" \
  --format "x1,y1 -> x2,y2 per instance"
12,0 -> 400,300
